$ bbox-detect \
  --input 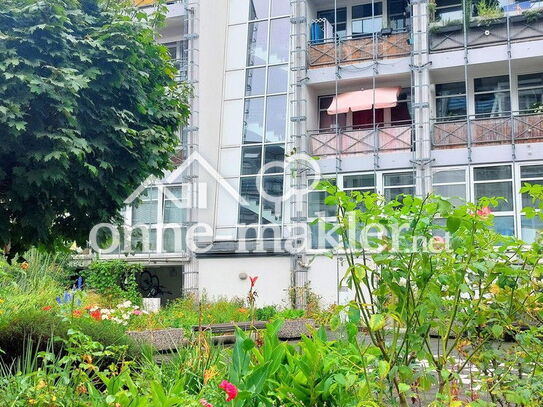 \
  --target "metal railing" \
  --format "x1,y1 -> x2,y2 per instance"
308,31 -> 411,67
309,122 -> 413,156
431,112 -> 543,147
429,6 -> 543,52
